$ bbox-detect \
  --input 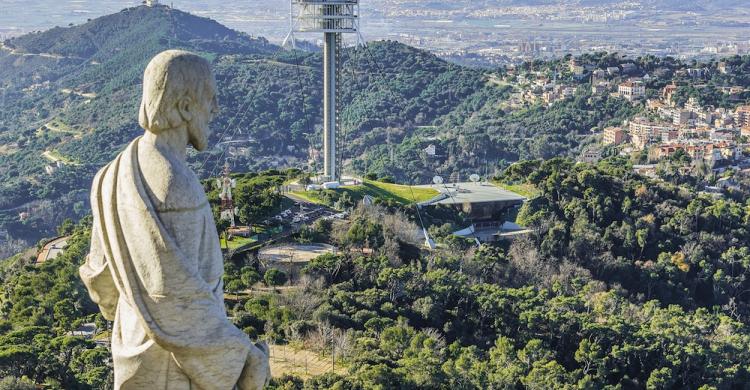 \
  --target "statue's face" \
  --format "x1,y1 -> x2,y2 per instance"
187,78 -> 219,151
